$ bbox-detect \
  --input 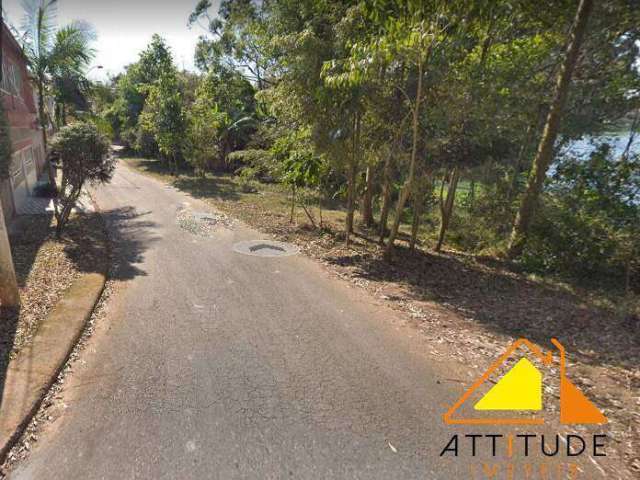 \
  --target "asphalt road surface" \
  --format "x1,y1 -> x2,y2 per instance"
9,163 -> 602,479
